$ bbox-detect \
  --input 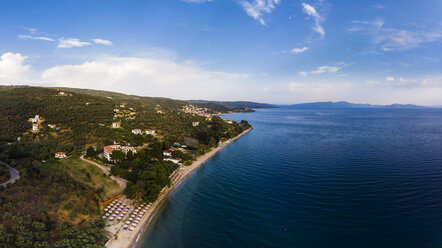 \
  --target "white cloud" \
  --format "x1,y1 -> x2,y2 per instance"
374,76 -> 442,88
0,52 -> 32,83
348,19 -> 442,51
92,39 -> 113,46
18,34 -> 55,42
238,0 -> 280,26
181,0 -> 213,2
41,55 -> 248,99
311,66 -> 339,74
58,38 -> 91,48
291,47 -> 309,54
302,3 -> 325,37
299,63 -> 352,76
24,27 -> 37,34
